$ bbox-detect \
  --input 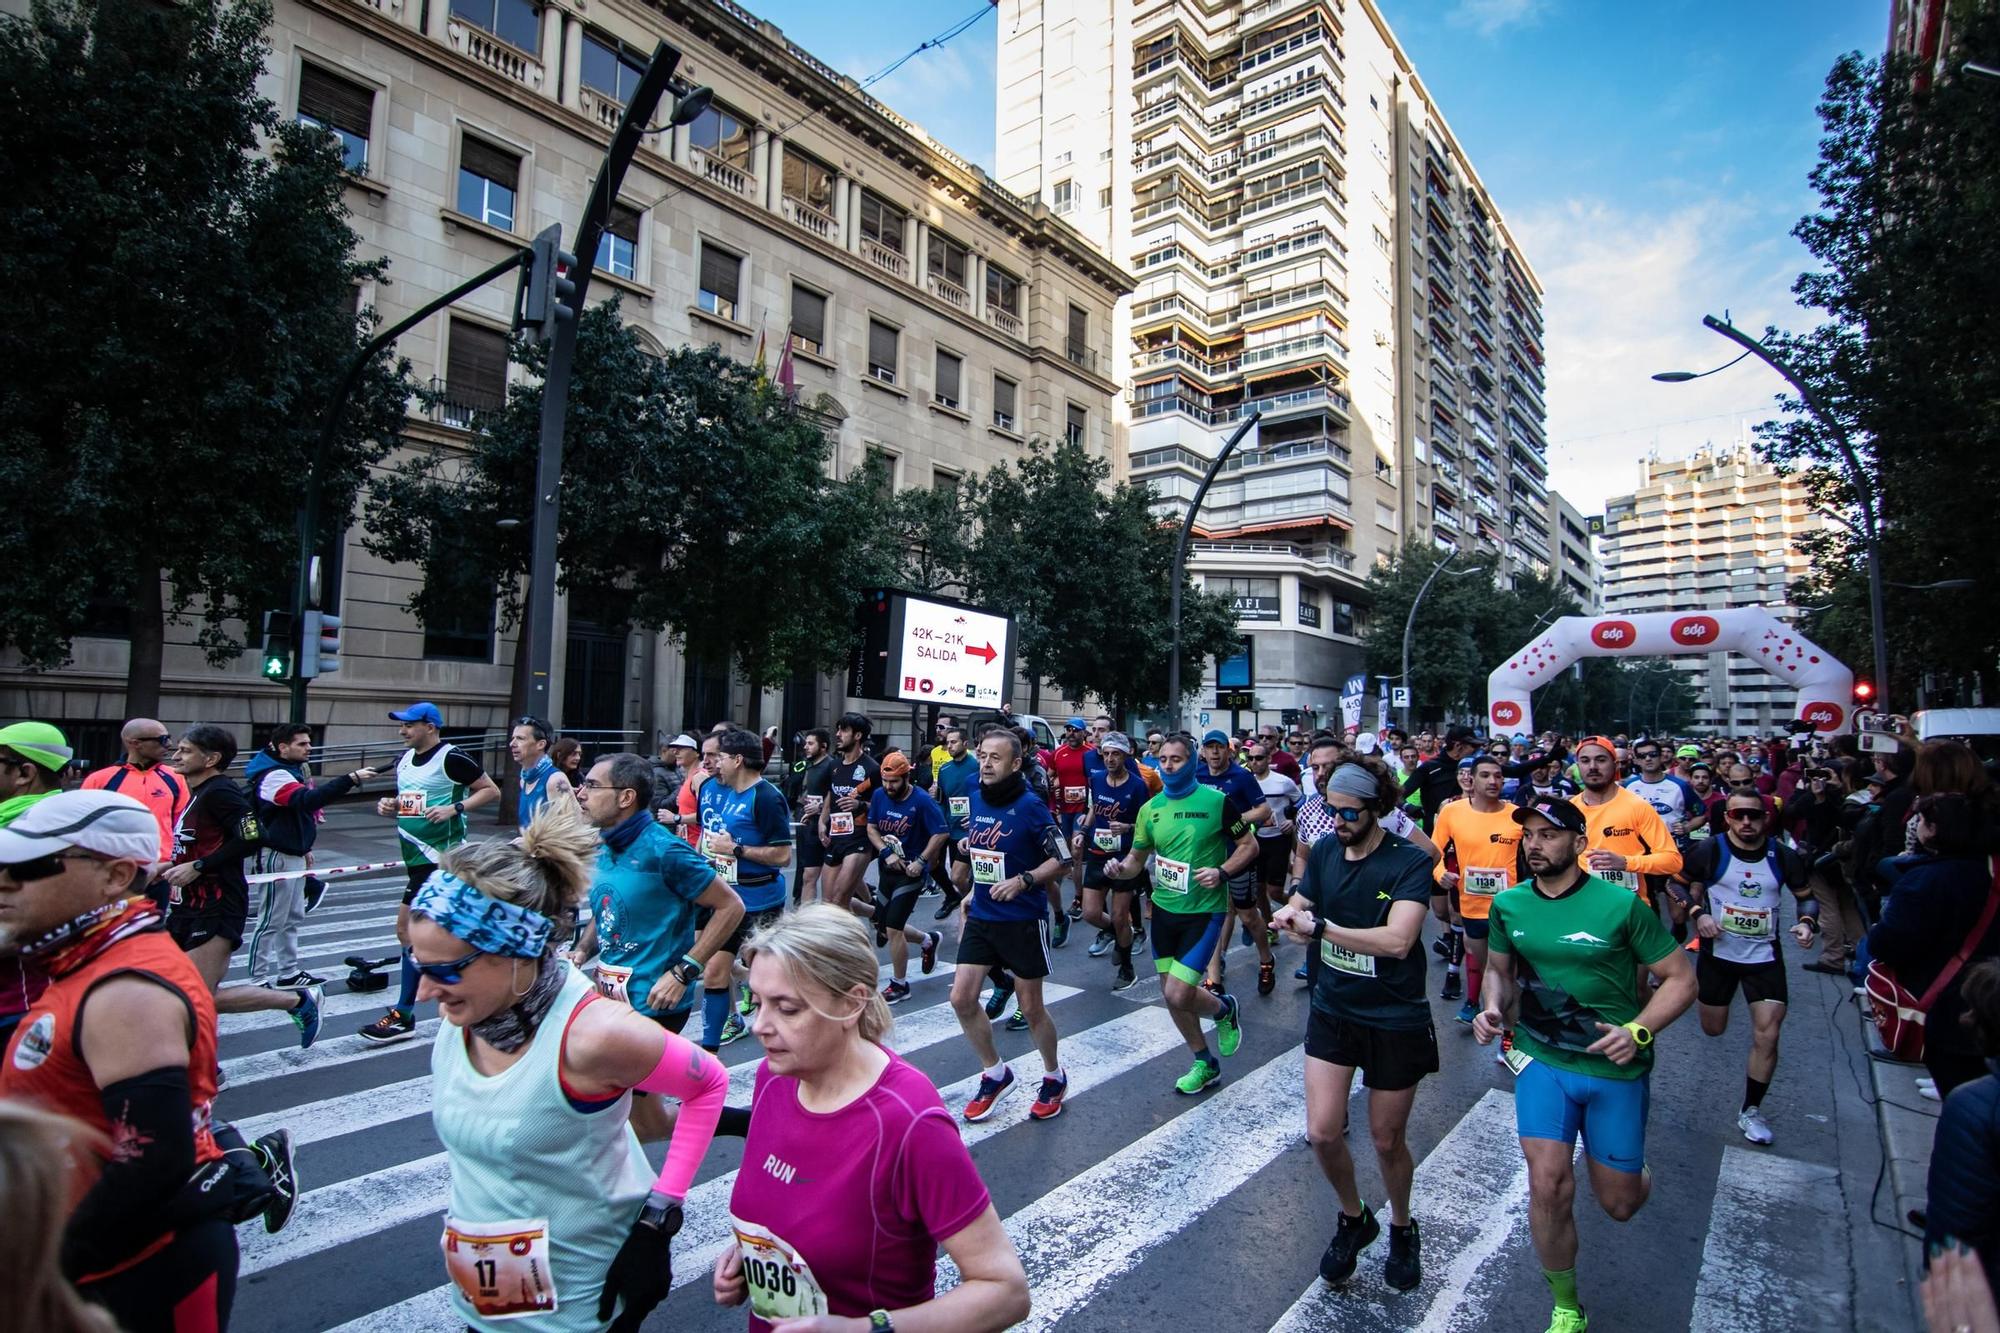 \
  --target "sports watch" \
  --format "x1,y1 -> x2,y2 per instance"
1620,1020 -> 1653,1048
867,1312 -> 894,1333
672,957 -> 704,987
